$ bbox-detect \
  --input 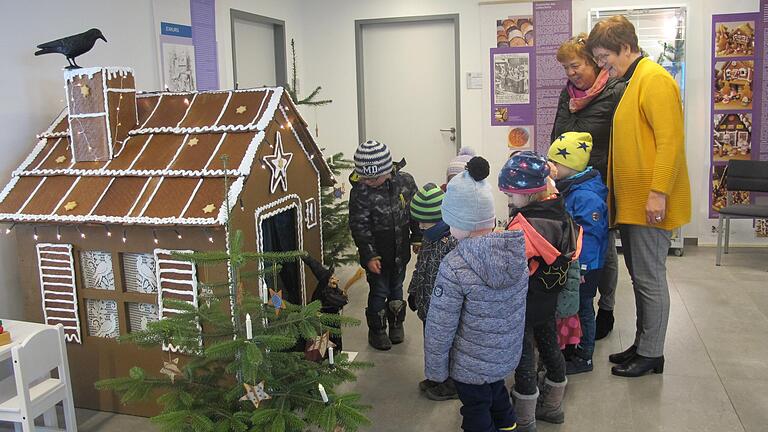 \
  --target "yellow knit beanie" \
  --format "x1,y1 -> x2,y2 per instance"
547,132 -> 593,172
